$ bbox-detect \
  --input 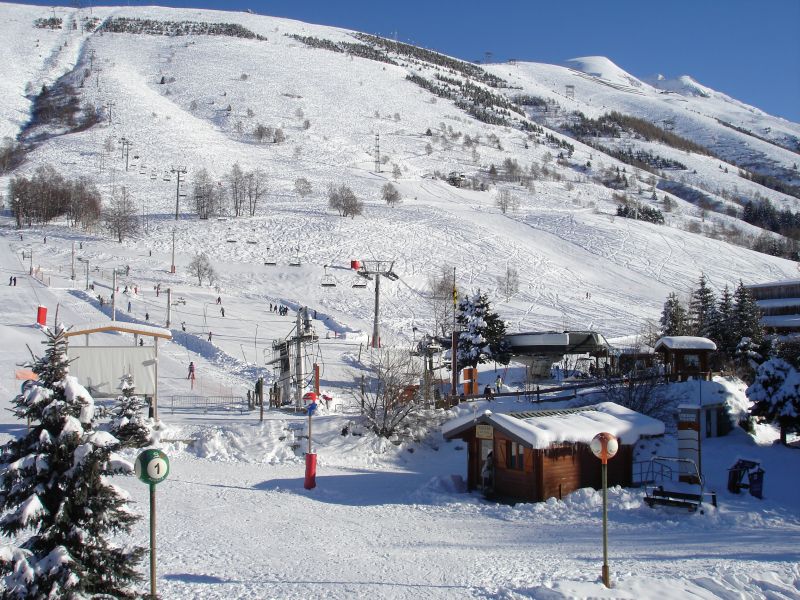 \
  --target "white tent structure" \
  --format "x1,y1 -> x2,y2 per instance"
64,322 -> 172,419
